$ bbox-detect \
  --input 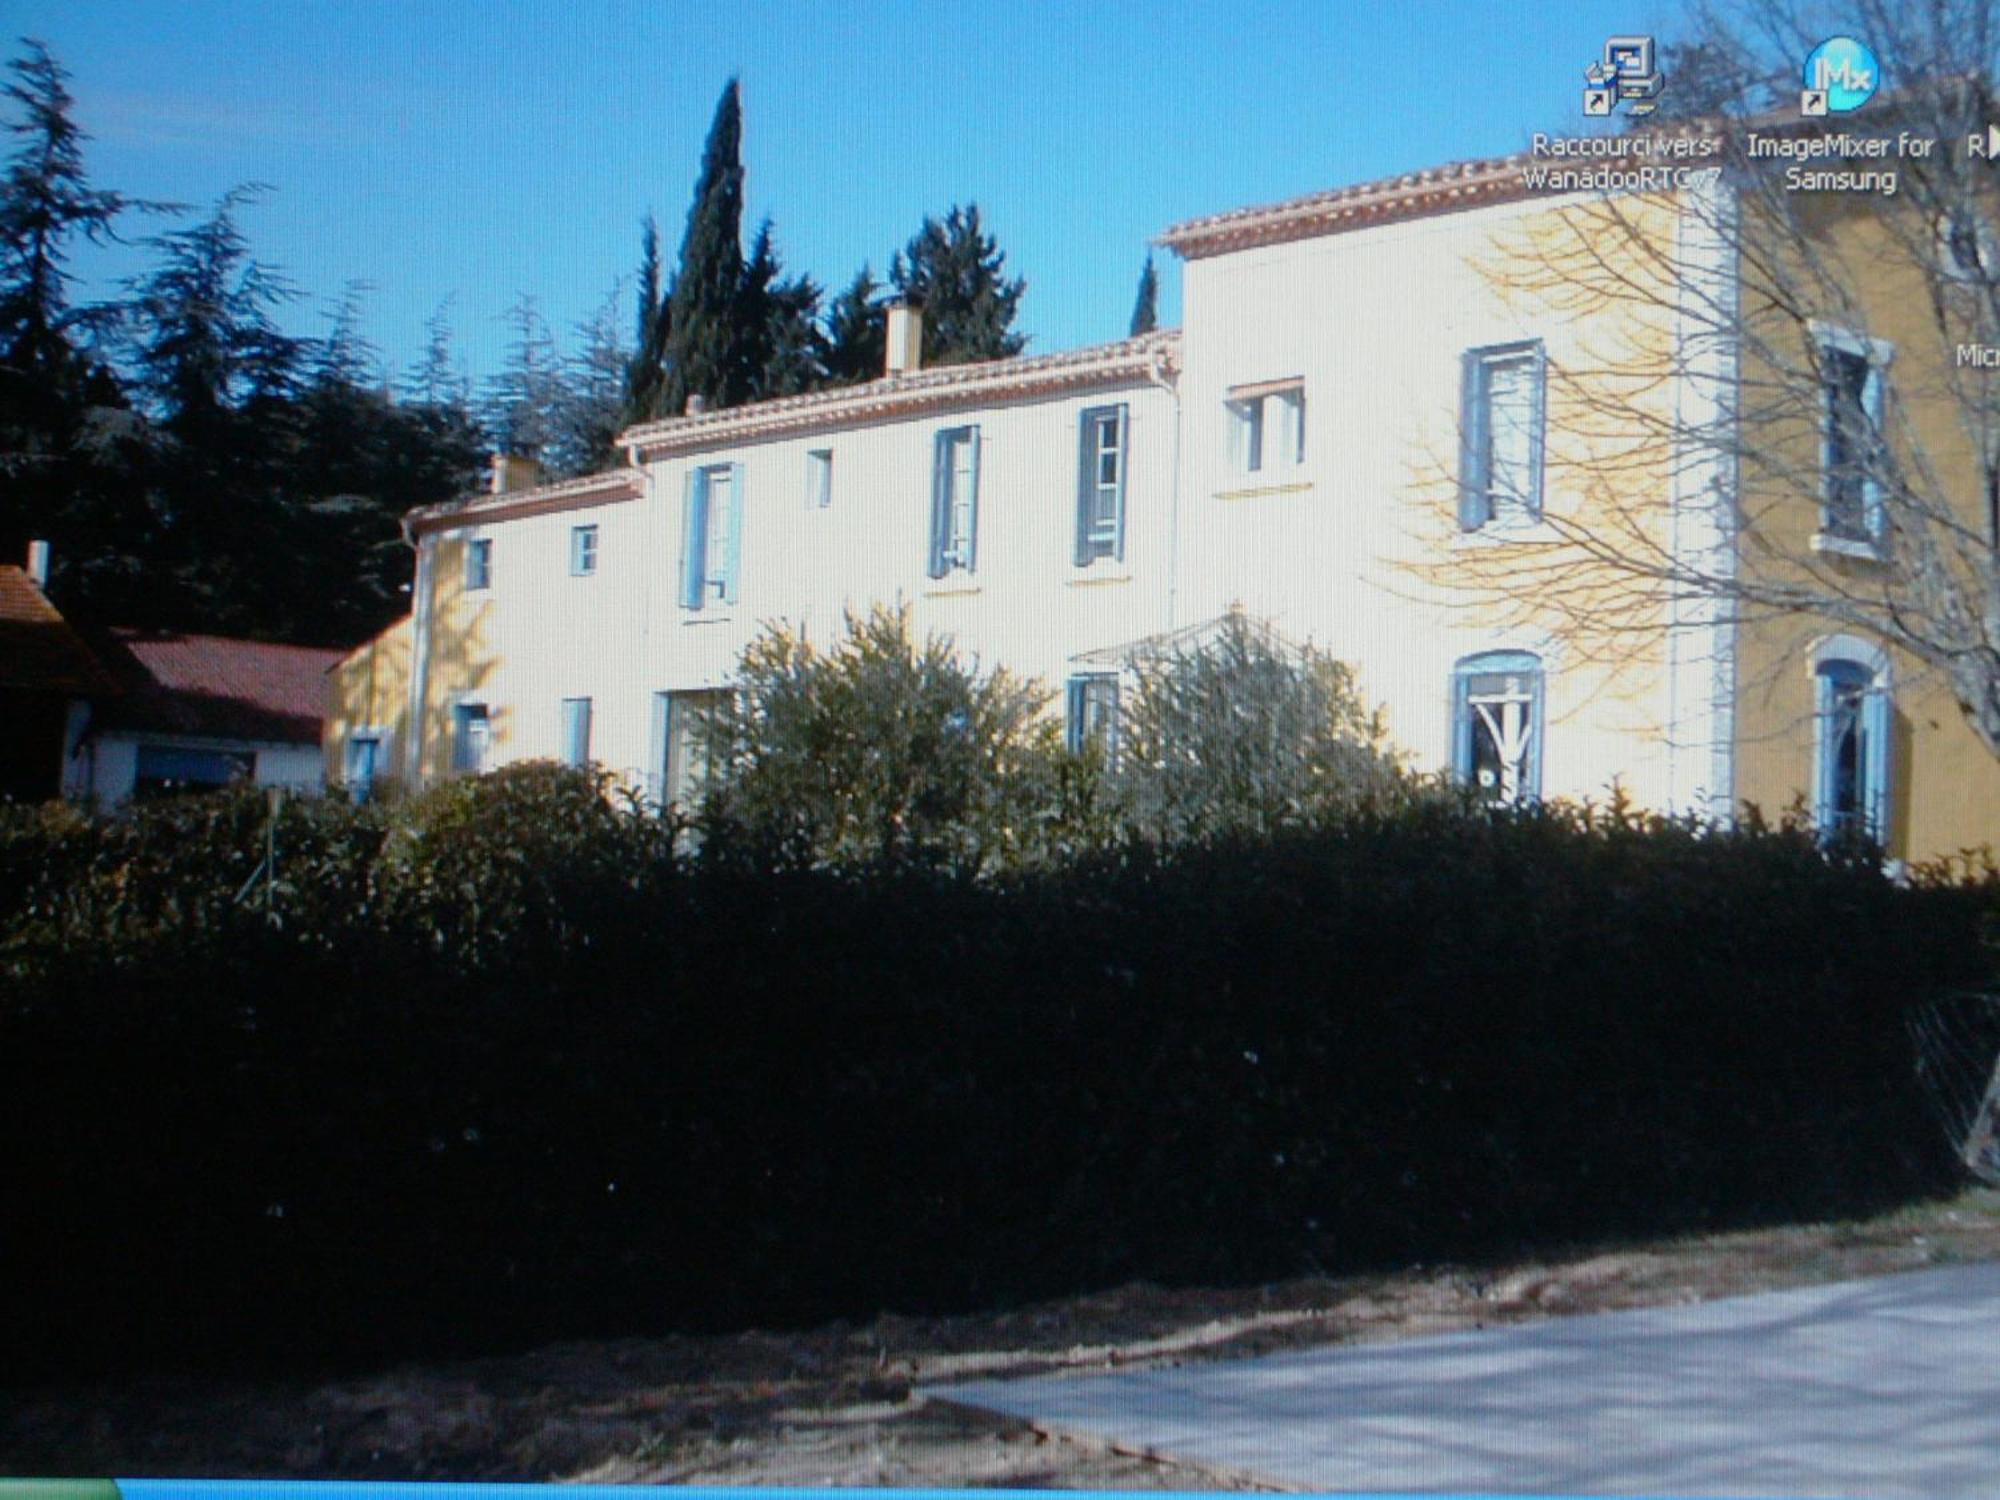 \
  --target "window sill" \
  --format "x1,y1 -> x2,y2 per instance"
679,612 -> 737,625
1452,520 -> 1561,547
1215,479 -> 1313,501
1067,563 -> 1133,586
921,579 -> 982,598
1811,531 -> 1886,563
